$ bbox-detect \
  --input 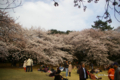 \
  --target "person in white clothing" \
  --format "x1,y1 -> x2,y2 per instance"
26,58 -> 33,72
23,59 -> 27,72
68,62 -> 72,77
